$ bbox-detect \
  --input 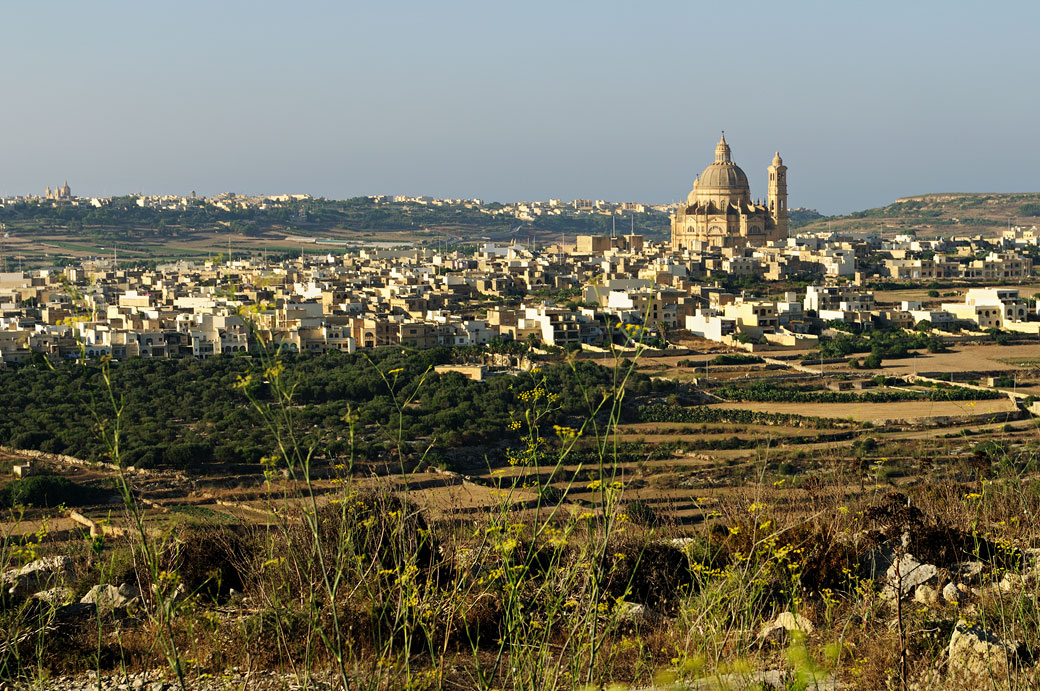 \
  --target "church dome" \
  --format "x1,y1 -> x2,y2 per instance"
688,134 -> 751,206
697,161 -> 749,191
